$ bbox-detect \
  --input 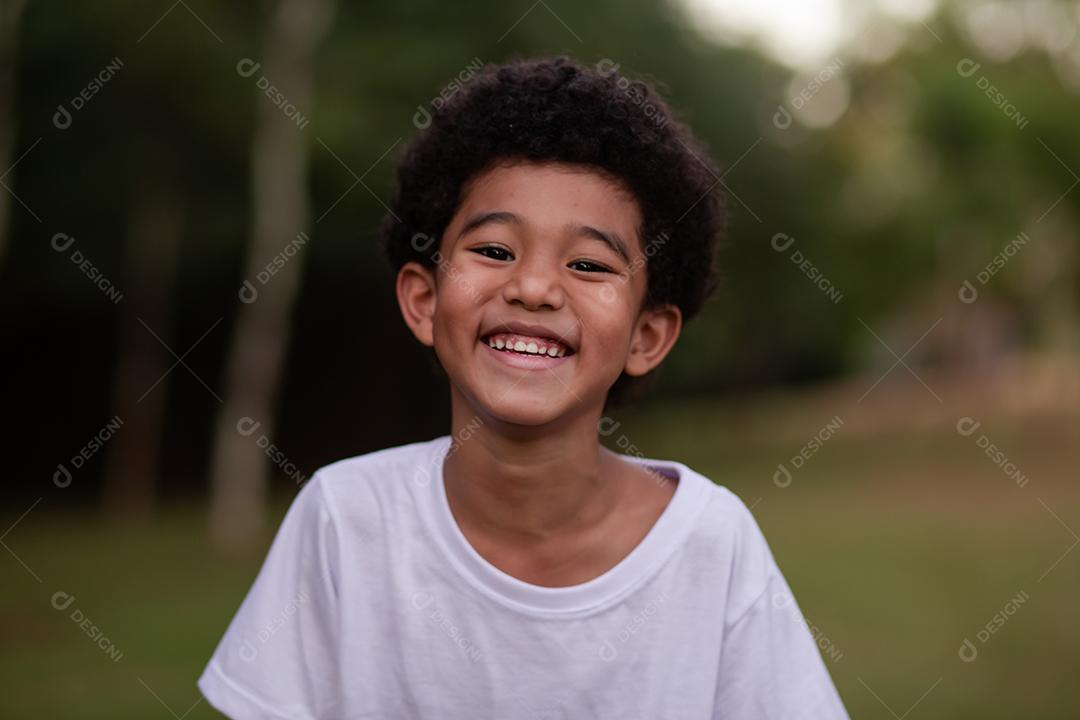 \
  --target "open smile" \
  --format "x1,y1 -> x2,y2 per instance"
479,332 -> 576,370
